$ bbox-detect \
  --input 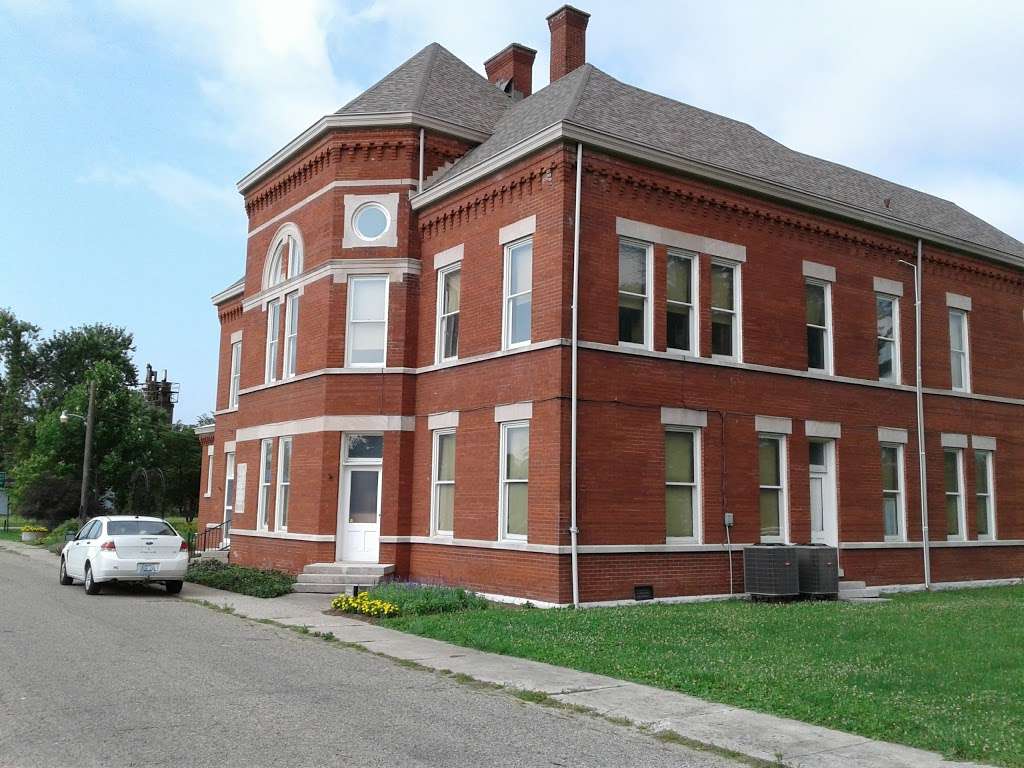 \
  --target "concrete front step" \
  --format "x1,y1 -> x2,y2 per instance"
301,562 -> 395,576
838,580 -> 867,591
192,549 -> 229,562
296,573 -> 390,586
839,587 -> 883,600
293,583 -> 359,595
